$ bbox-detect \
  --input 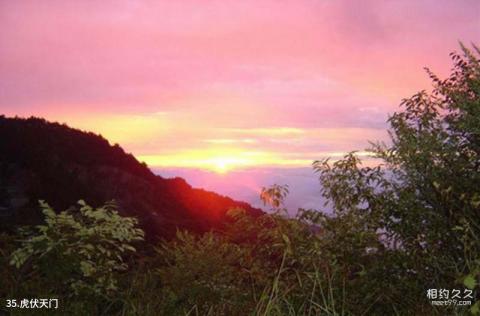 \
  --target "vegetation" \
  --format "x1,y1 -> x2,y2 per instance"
0,113 -> 261,238
10,200 -> 144,296
1,45 -> 479,315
